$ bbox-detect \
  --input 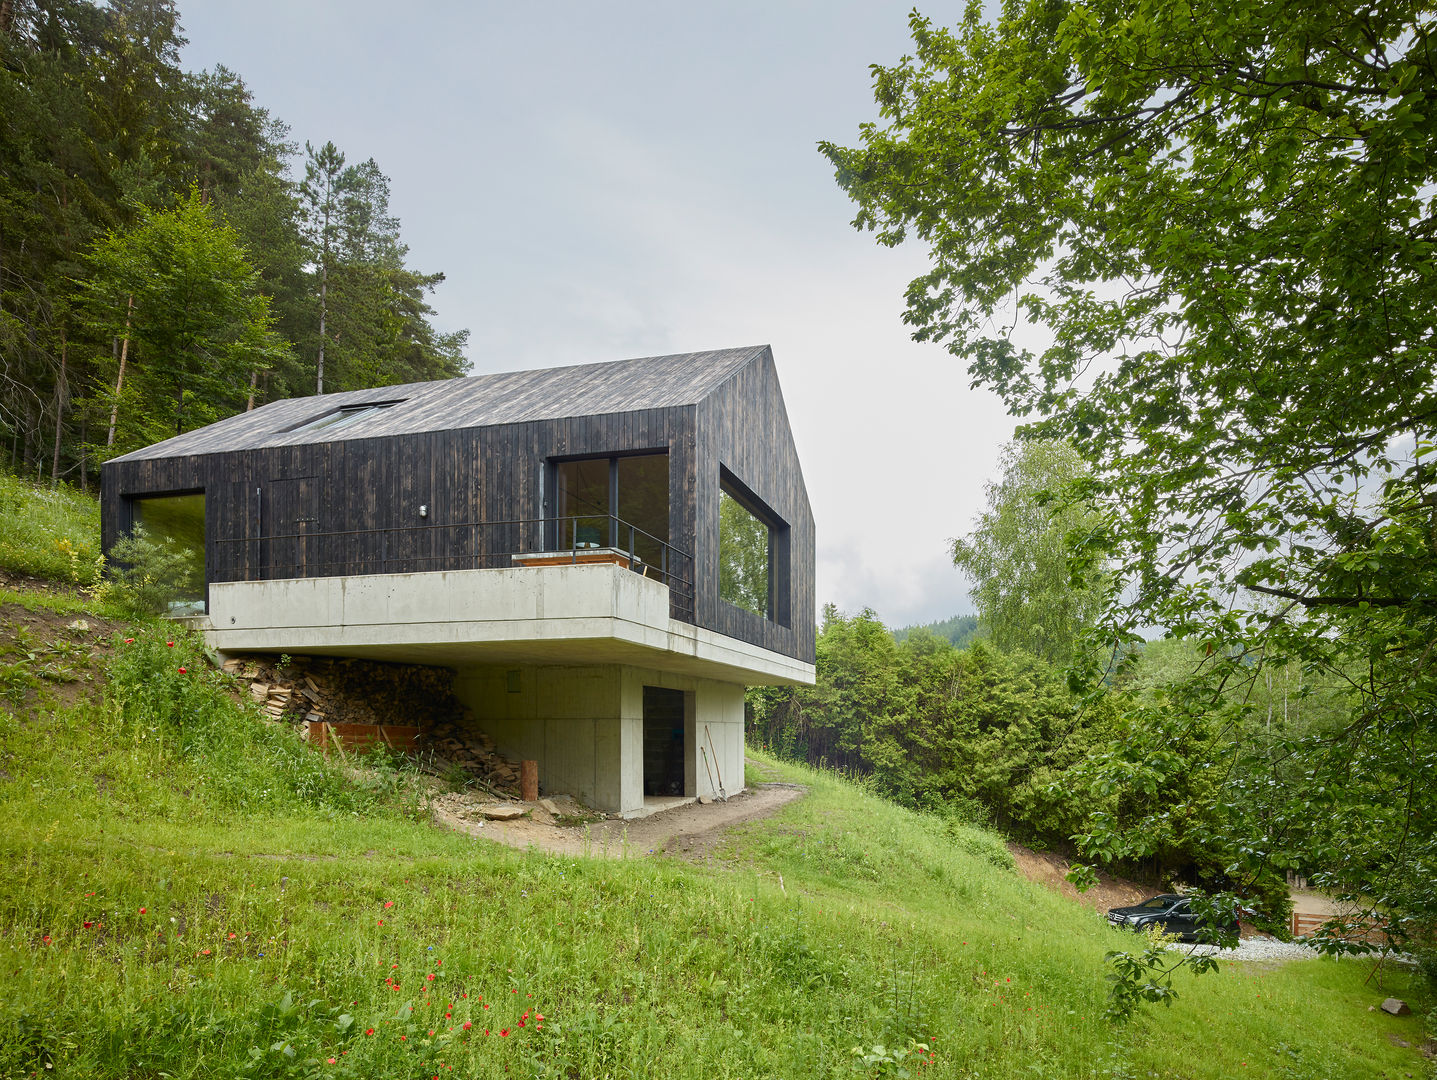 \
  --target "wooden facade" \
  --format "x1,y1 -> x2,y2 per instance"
101,346 -> 815,665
